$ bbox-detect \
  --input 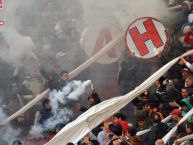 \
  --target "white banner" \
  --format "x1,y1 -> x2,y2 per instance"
136,114 -> 172,136
0,89 -> 50,125
0,34 -> 124,125
45,50 -> 193,145
177,133 -> 193,142
162,108 -> 193,143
